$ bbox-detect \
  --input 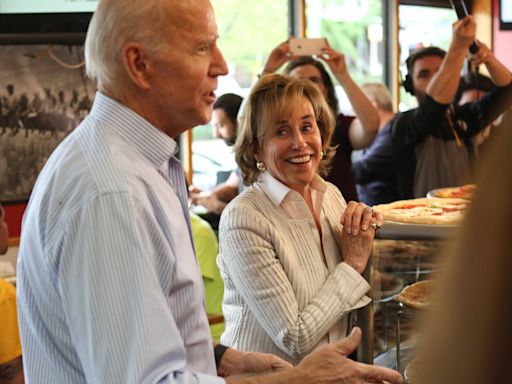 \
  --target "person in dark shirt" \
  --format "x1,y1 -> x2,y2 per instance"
352,16 -> 512,203
391,17 -> 512,199
353,83 -> 398,205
